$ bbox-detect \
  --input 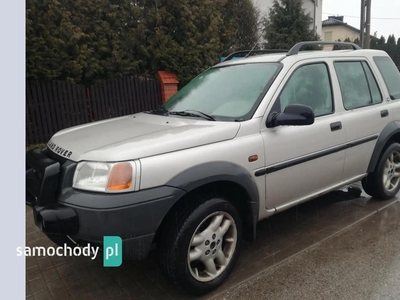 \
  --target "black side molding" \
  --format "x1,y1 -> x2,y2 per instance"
256,135 -> 378,177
